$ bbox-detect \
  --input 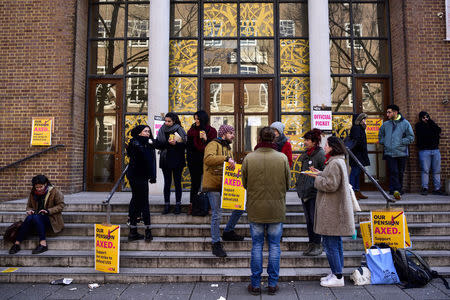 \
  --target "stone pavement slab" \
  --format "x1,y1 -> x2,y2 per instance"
117,283 -> 162,300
